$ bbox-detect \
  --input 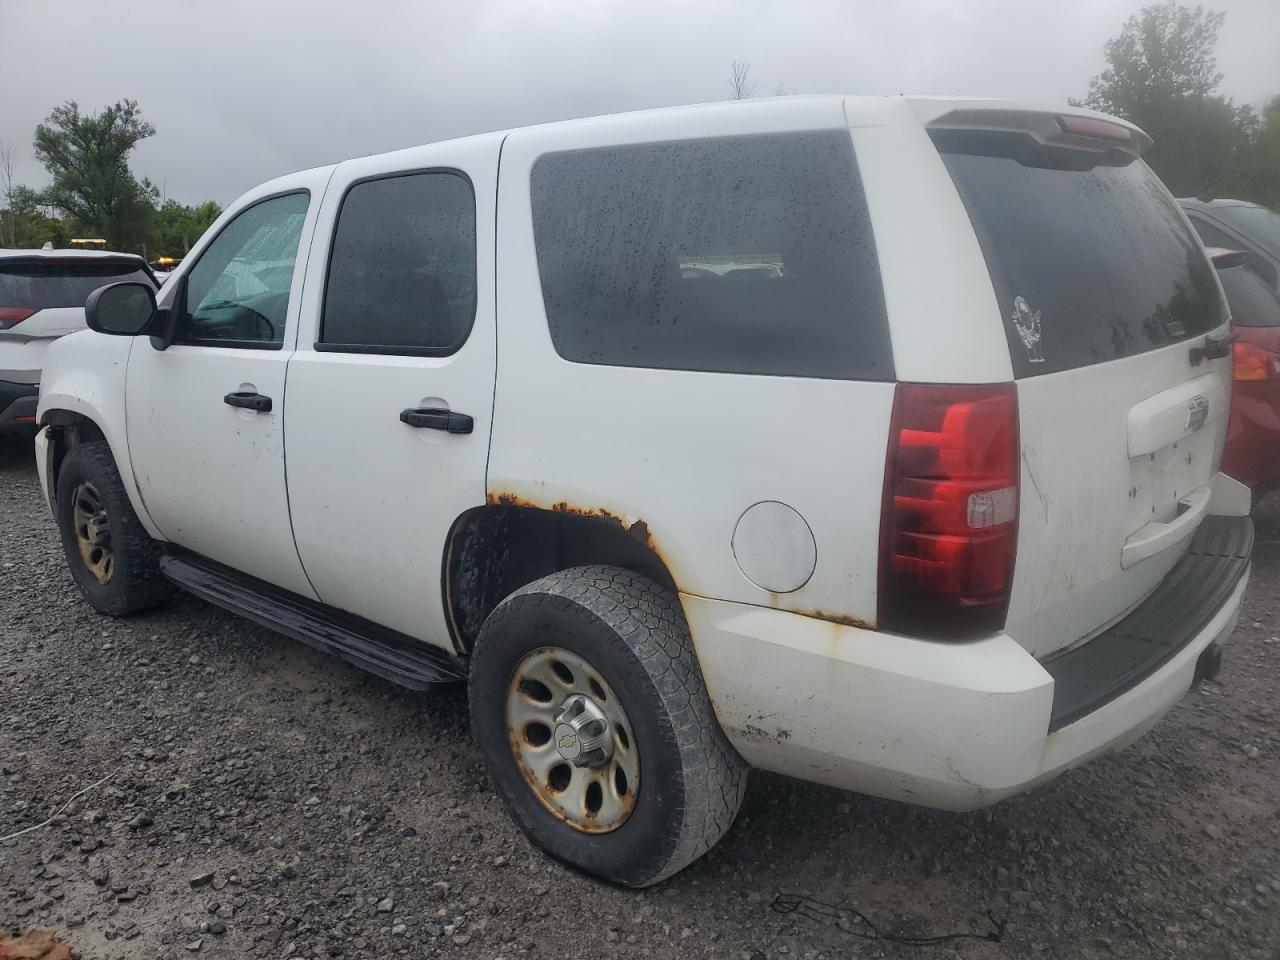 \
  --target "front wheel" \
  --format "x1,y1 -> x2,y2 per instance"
468,565 -> 747,887
54,440 -> 169,616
